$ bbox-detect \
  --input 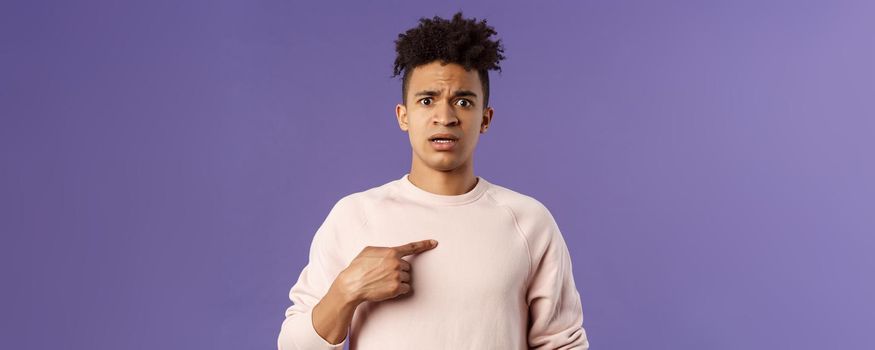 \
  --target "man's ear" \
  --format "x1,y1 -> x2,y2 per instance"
396,103 -> 409,132
480,106 -> 494,133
